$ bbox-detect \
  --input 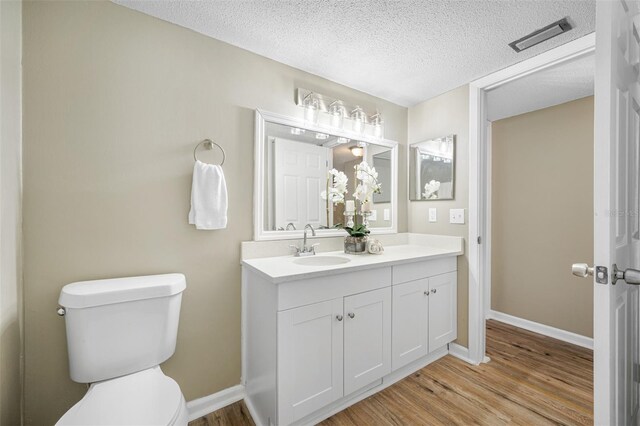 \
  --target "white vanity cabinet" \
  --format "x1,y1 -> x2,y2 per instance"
391,271 -> 457,371
277,285 -> 392,424
243,253 -> 458,426
277,298 -> 344,425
